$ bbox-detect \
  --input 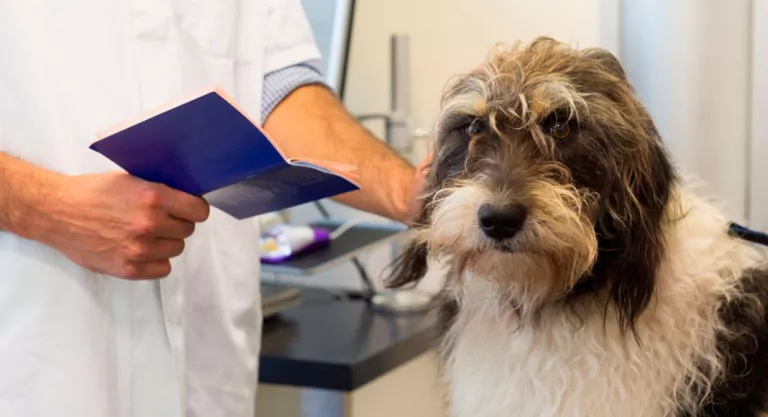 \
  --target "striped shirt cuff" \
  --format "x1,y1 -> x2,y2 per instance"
261,60 -> 328,122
